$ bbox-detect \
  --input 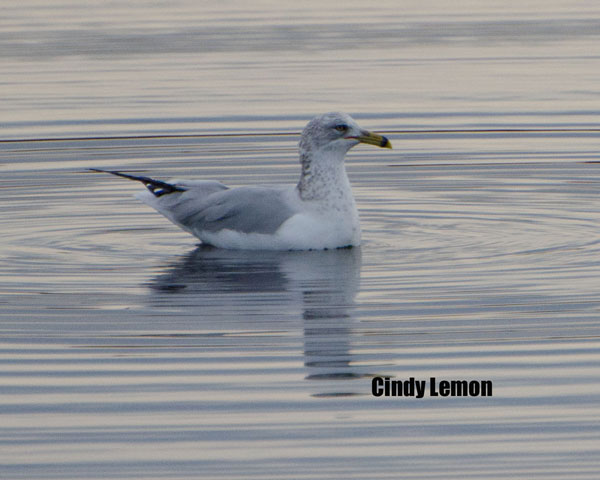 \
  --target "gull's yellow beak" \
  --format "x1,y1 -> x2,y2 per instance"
355,130 -> 392,149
